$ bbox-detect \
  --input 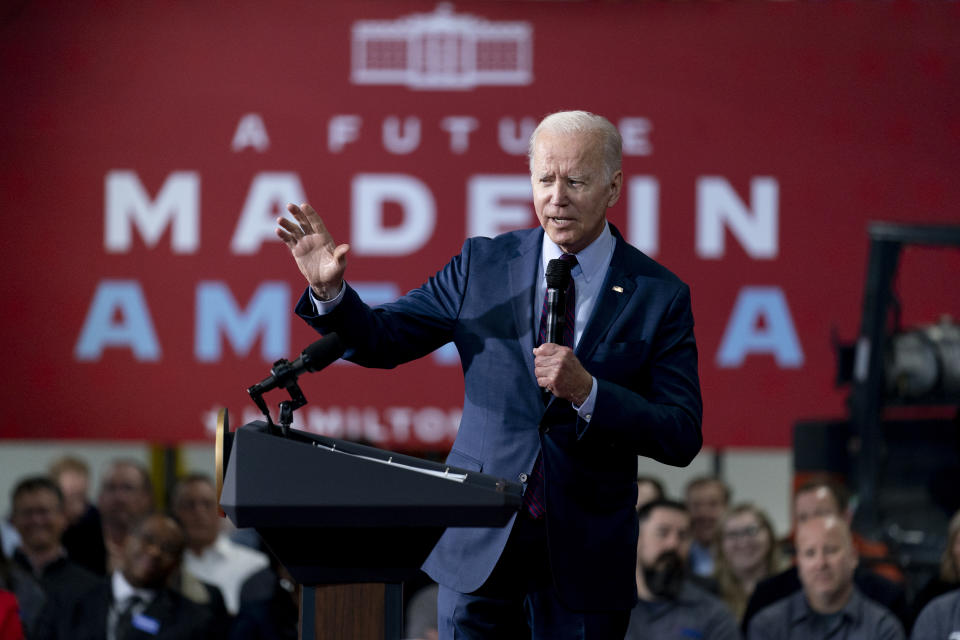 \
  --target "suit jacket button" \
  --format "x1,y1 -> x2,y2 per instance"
518,473 -> 528,483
